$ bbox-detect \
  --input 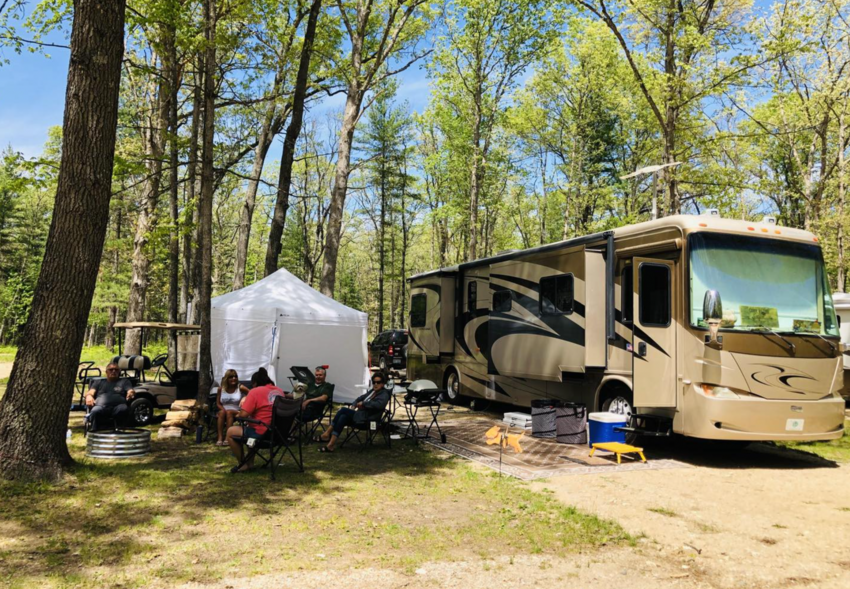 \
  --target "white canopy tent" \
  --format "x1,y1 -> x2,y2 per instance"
211,269 -> 370,402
